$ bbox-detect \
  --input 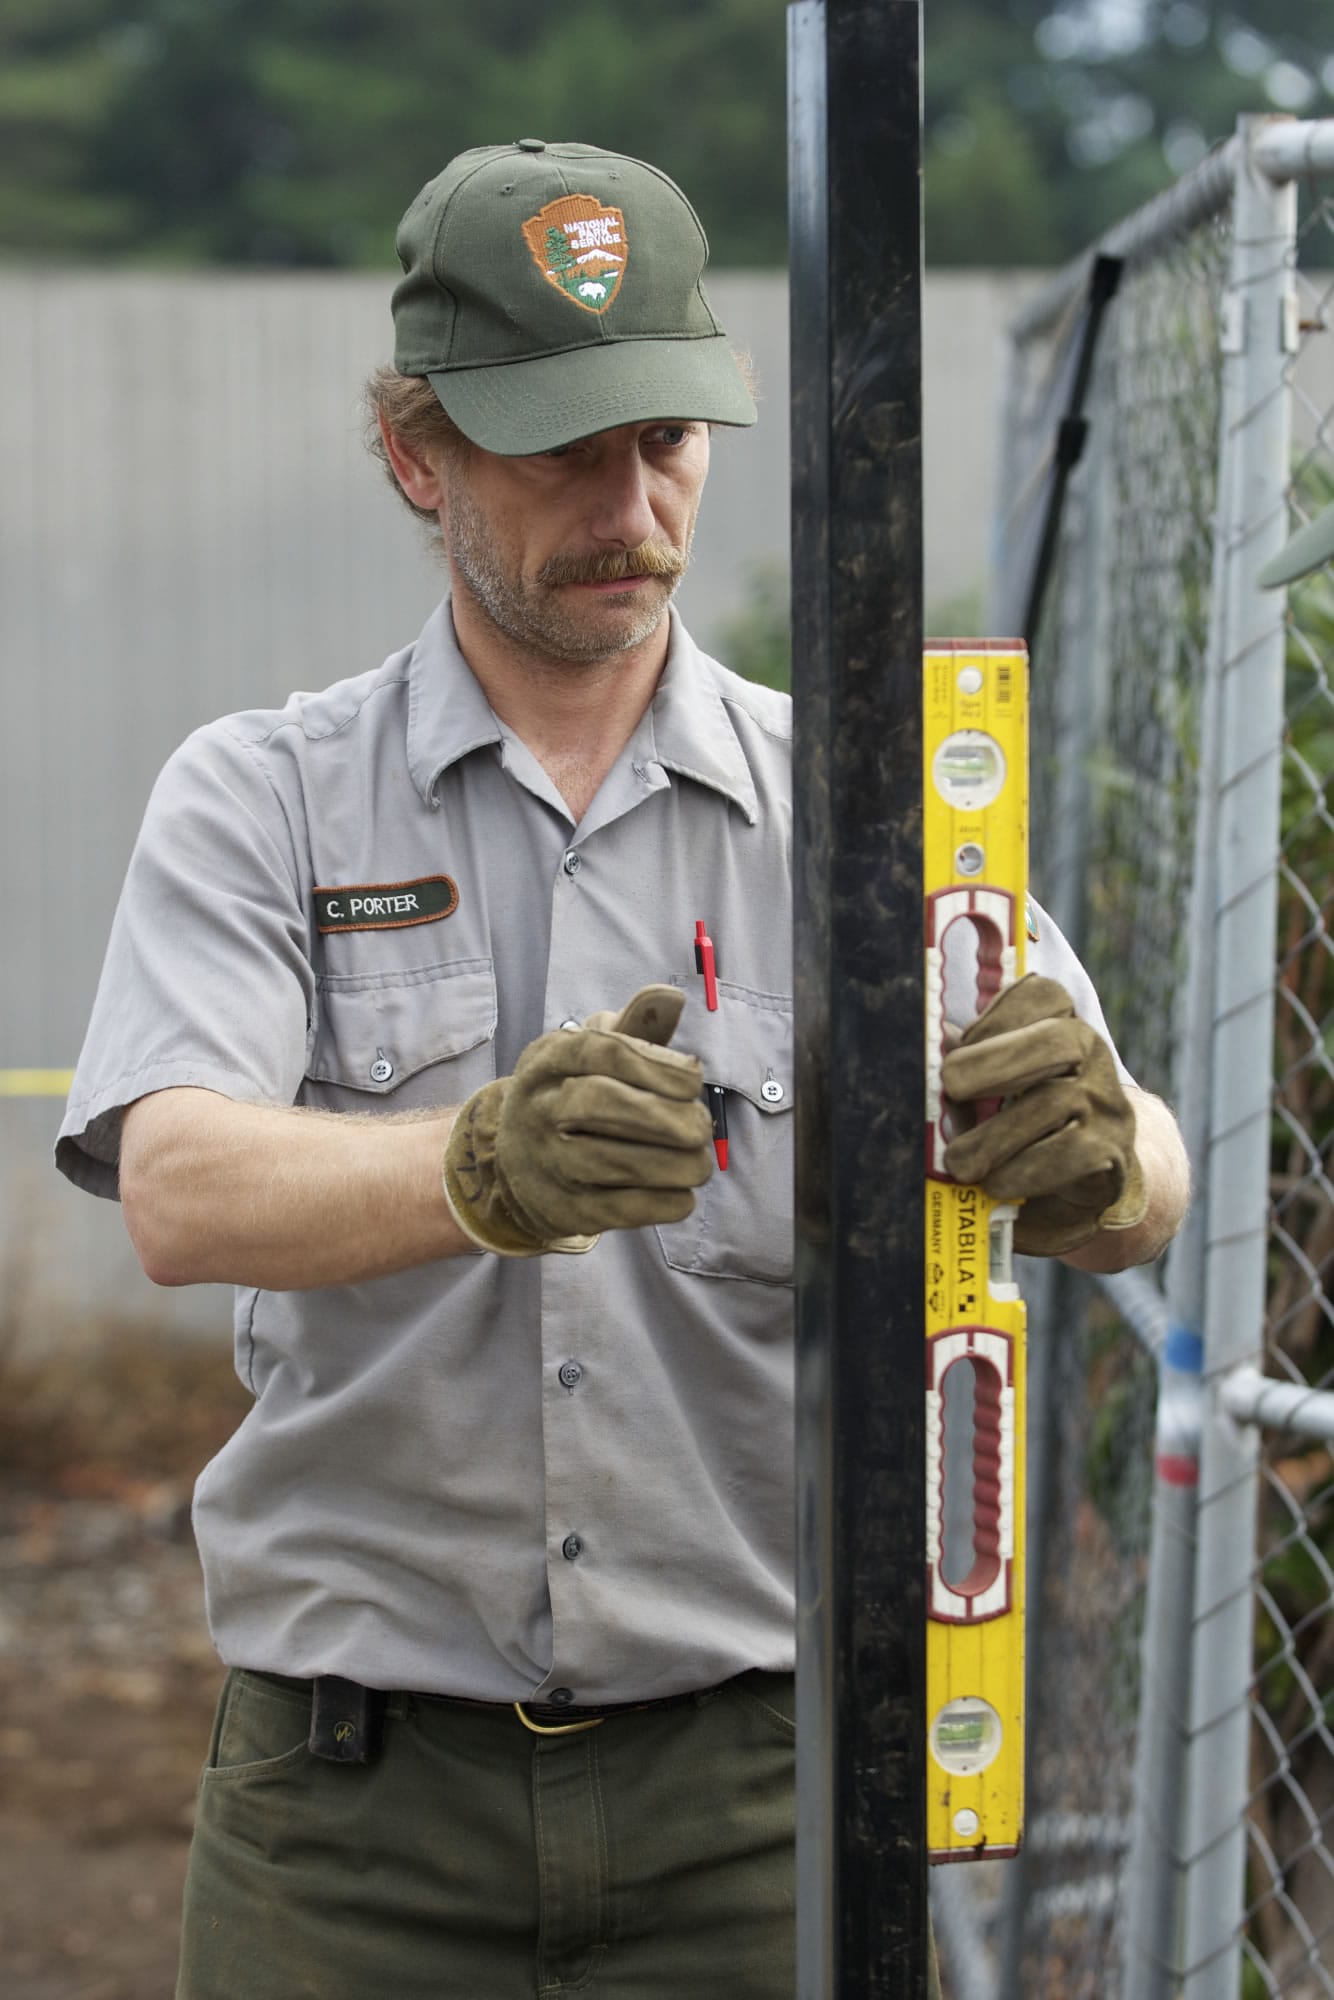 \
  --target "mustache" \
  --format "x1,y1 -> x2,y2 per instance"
539,540 -> 686,587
